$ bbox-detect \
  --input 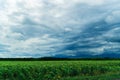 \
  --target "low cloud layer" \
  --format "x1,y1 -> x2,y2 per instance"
0,0 -> 120,58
